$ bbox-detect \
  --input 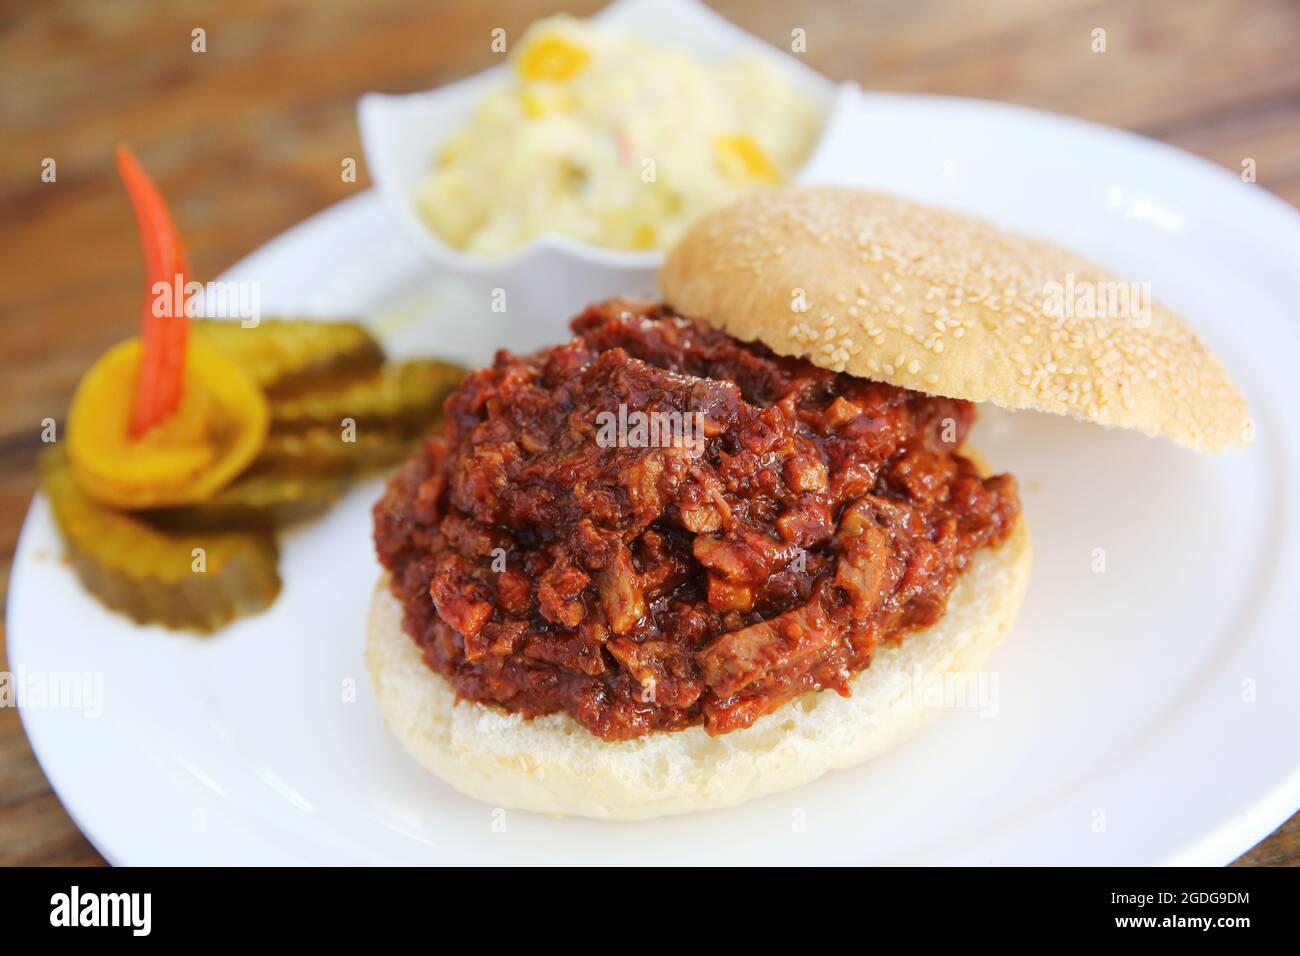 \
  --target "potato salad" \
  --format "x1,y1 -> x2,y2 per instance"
415,15 -> 823,256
